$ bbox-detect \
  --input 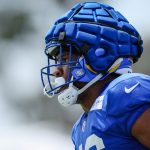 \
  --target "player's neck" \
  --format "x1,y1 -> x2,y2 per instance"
79,74 -> 118,113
